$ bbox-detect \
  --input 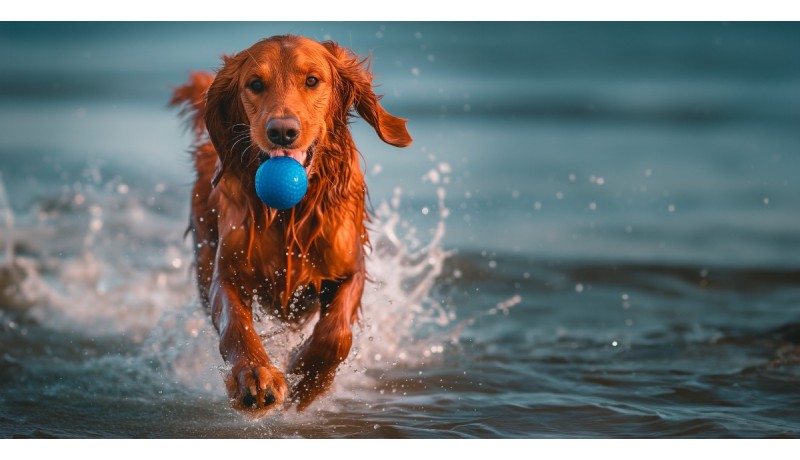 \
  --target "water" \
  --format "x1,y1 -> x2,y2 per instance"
1,22 -> 799,438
